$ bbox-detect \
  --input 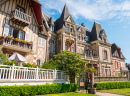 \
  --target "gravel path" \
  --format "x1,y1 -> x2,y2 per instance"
96,92 -> 125,96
